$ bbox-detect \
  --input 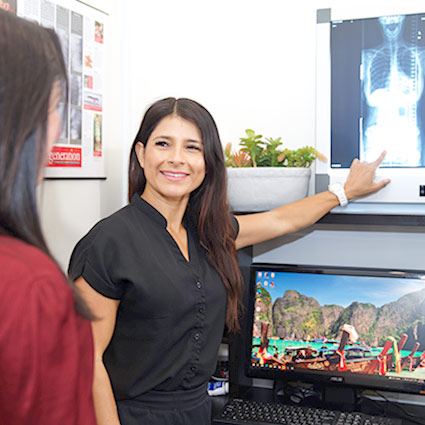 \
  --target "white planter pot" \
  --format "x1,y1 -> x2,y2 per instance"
227,167 -> 311,212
